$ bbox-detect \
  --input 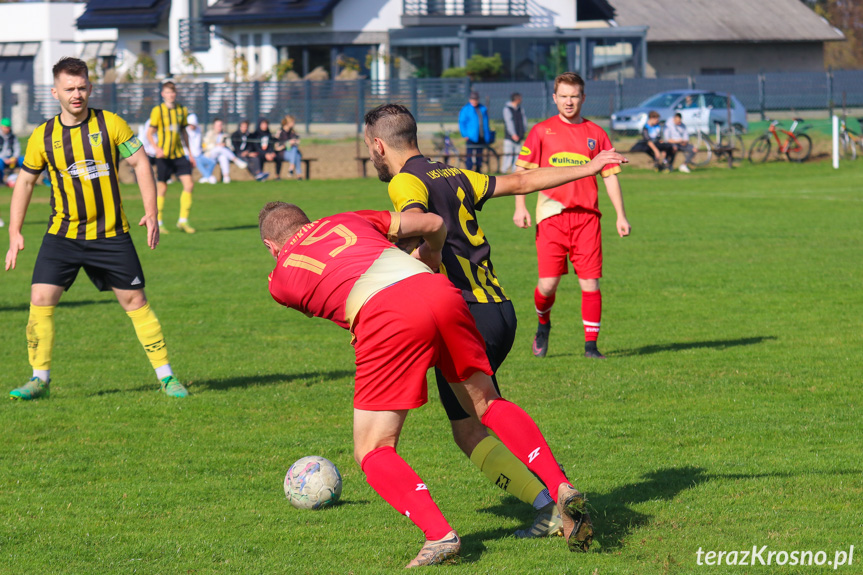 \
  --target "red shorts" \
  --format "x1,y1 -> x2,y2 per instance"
535,209 -> 603,279
352,273 -> 493,411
